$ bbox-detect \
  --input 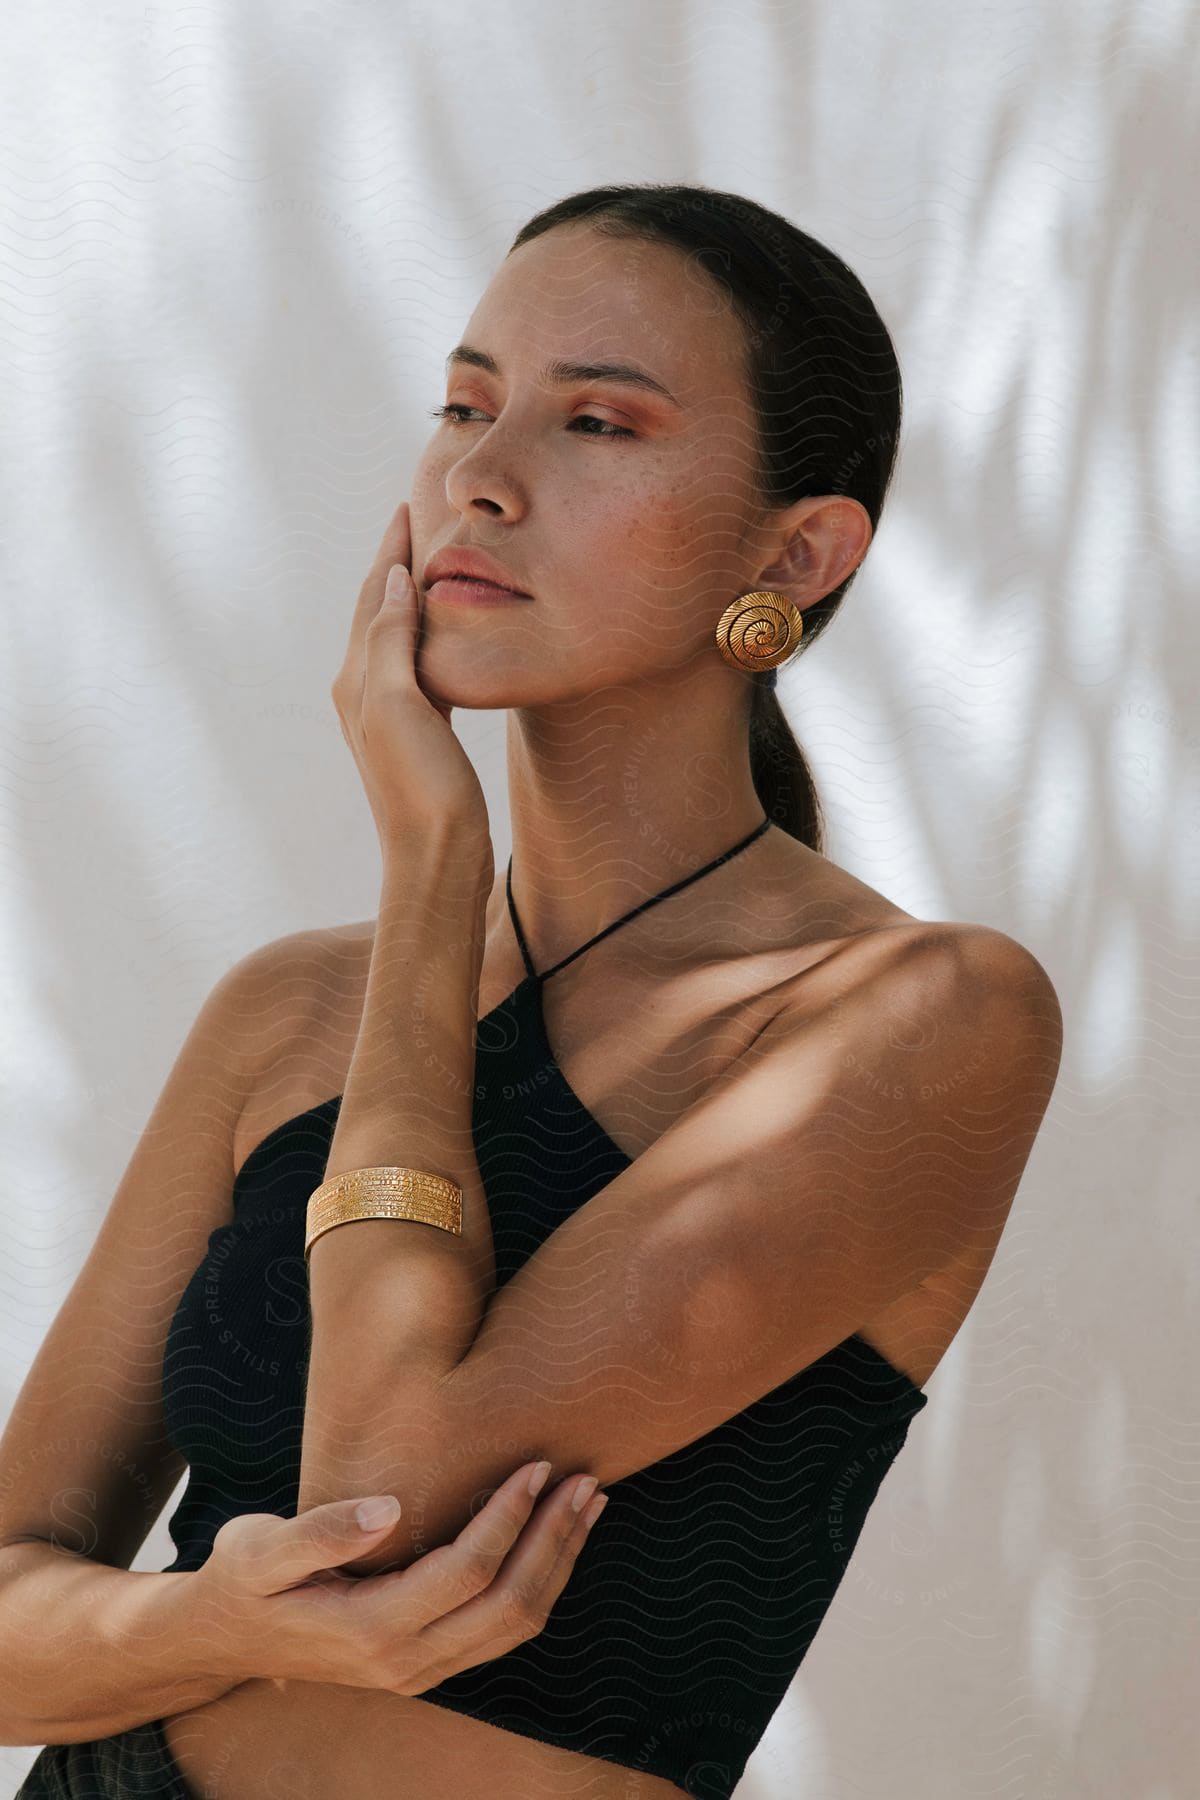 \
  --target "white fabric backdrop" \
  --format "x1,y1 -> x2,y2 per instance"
2,0 -> 1195,1793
